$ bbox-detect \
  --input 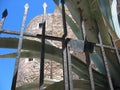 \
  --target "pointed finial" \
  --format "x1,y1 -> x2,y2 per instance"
43,2 -> 47,15
24,3 -> 29,10
42,2 -> 47,21
2,9 -> 8,18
